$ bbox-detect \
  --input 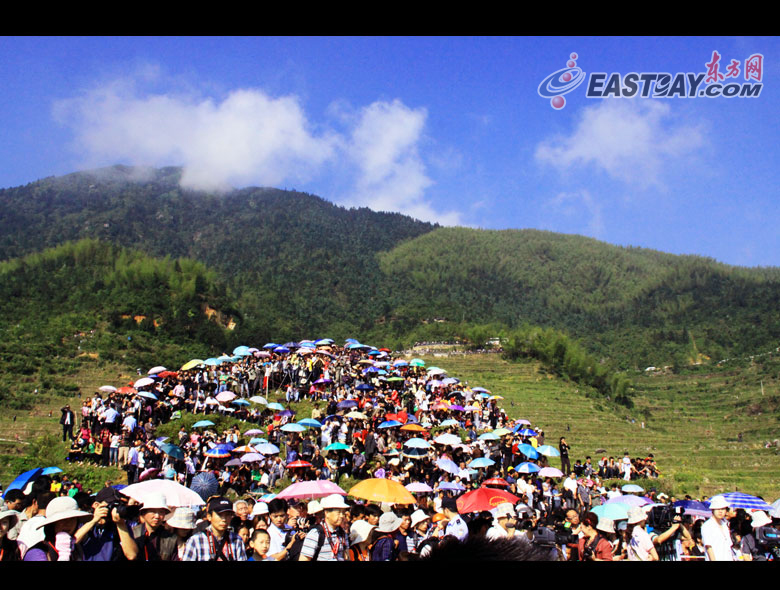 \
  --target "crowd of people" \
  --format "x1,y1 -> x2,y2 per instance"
1,339 -> 778,562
